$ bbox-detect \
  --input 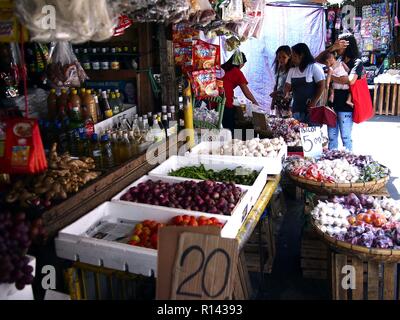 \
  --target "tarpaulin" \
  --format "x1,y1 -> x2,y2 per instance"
234,4 -> 326,112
